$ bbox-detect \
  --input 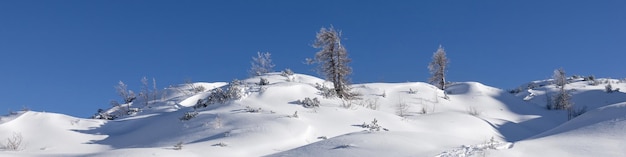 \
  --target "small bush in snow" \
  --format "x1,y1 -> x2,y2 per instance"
180,111 -> 198,121
317,136 -> 327,140
315,83 -> 337,98
396,99 -> 410,117
586,75 -> 600,86
191,86 -> 205,94
173,141 -> 183,150
568,106 -> 587,120
527,82 -> 538,89
509,87 -> 522,94
92,109 -> 117,120
468,106 -> 480,116
207,88 -> 228,105
1,132 -> 23,151
281,68 -> 294,77
355,98 -> 379,110
227,79 -> 245,100
212,115 -> 223,129
605,84 -> 619,93
299,97 -> 320,108
245,106 -> 262,113
360,118 -> 387,132
420,106 -> 428,114
213,142 -> 228,147
259,77 -> 270,86
289,111 -> 299,118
